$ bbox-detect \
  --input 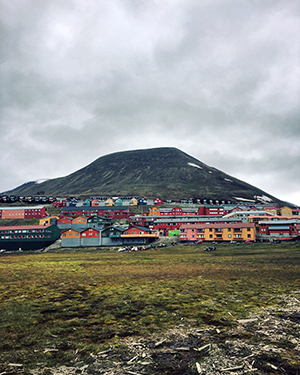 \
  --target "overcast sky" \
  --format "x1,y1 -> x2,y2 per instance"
1,0 -> 300,204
